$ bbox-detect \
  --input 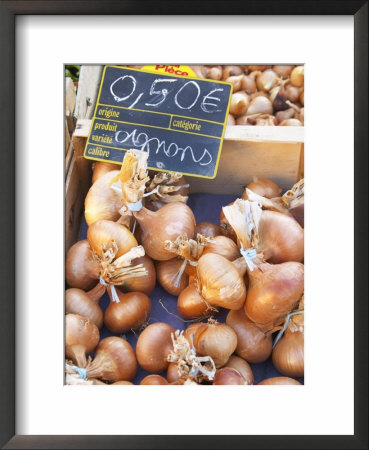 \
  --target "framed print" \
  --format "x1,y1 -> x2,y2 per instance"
0,1 -> 367,449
